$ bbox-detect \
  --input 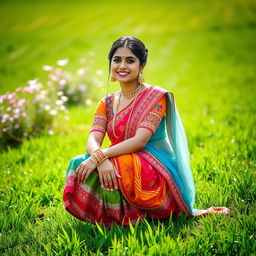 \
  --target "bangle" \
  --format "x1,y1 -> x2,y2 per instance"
90,155 -> 98,164
97,156 -> 109,166
92,148 -> 109,166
